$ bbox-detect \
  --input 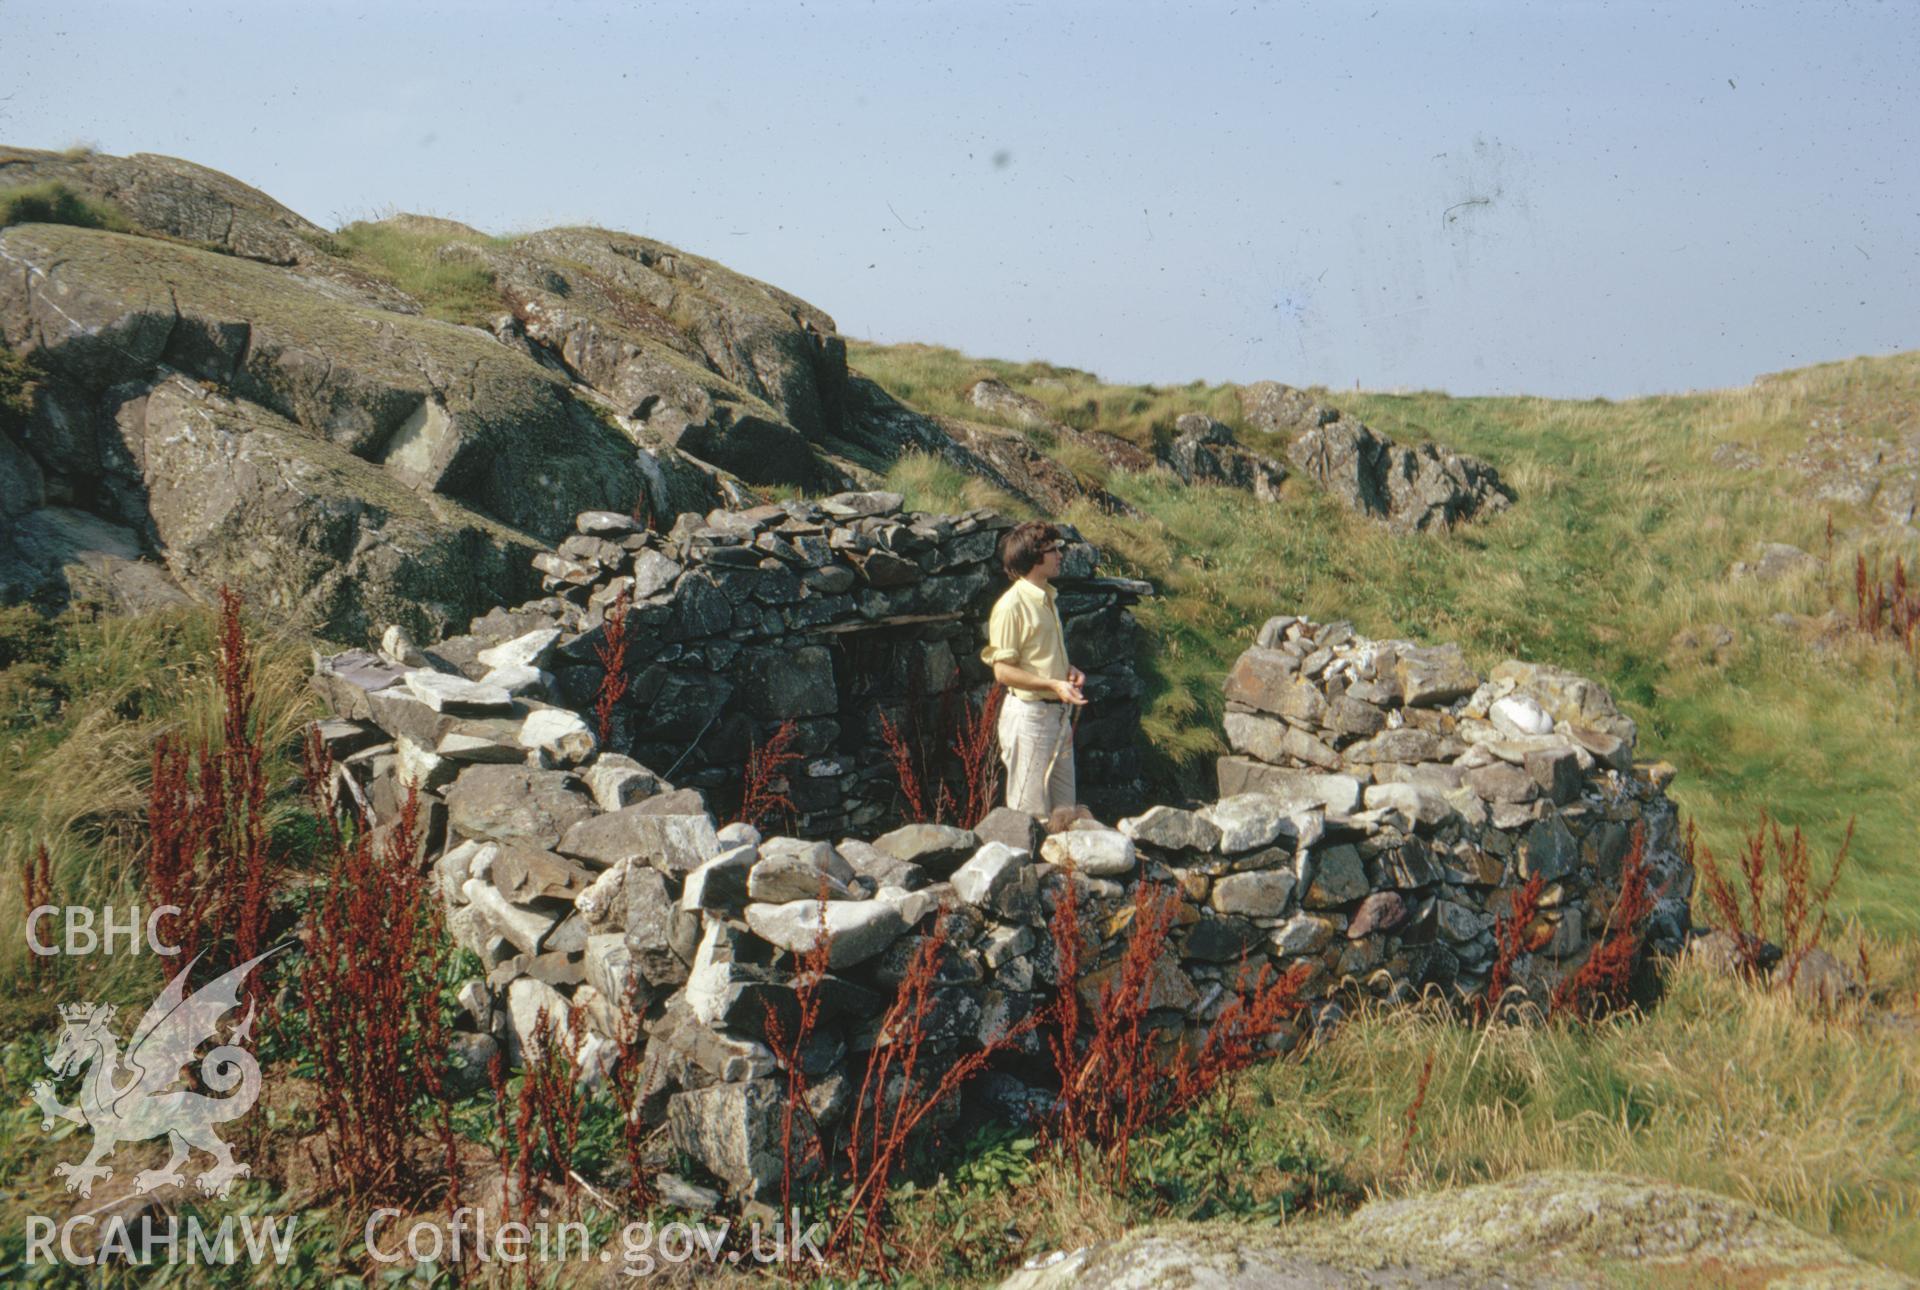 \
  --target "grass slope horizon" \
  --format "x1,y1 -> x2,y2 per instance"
853,339 -> 1920,940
